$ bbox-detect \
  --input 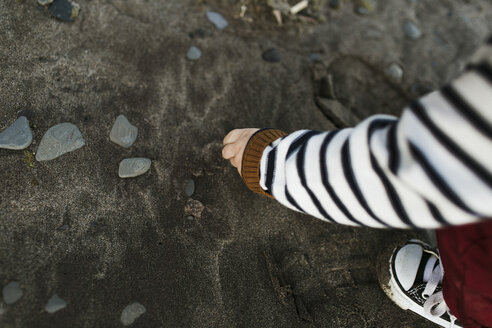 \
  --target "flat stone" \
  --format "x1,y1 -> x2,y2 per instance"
110,115 -> 138,148
120,302 -> 146,326
262,48 -> 281,63
206,11 -> 228,30
186,46 -> 202,60
184,179 -> 195,196
35,123 -> 85,161
2,281 -> 23,305
49,0 -> 80,22
37,0 -> 54,6
119,158 -> 151,178
386,63 -> 404,82
403,21 -> 422,40
0,116 -> 32,150
45,294 -> 67,314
